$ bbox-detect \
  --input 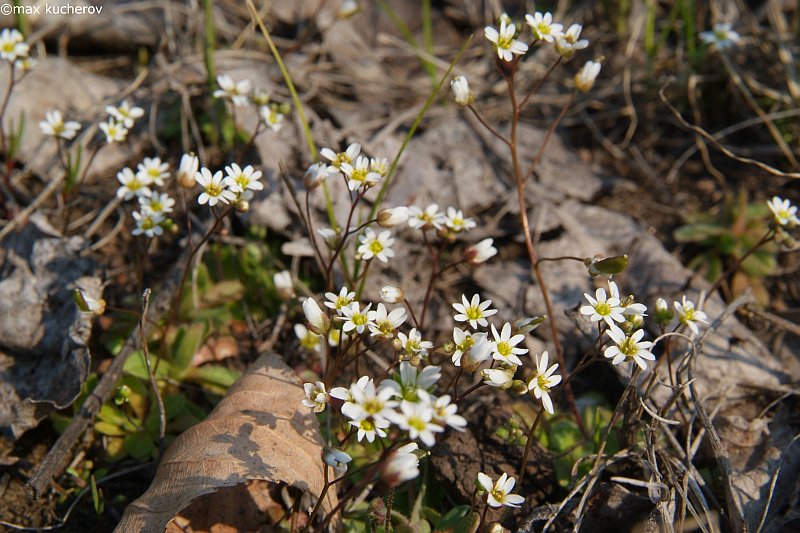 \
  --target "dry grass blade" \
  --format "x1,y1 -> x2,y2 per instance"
114,353 -> 337,532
